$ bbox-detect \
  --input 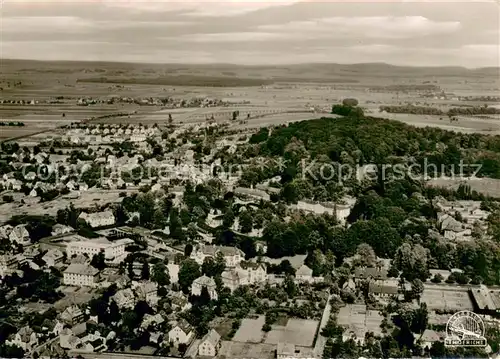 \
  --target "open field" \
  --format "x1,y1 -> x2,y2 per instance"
1,60 -> 499,141
427,178 -> 500,198
0,189 -> 137,223
231,315 -> 319,347
219,341 -> 276,359
337,304 -> 383,340
420,287 -> 474,312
